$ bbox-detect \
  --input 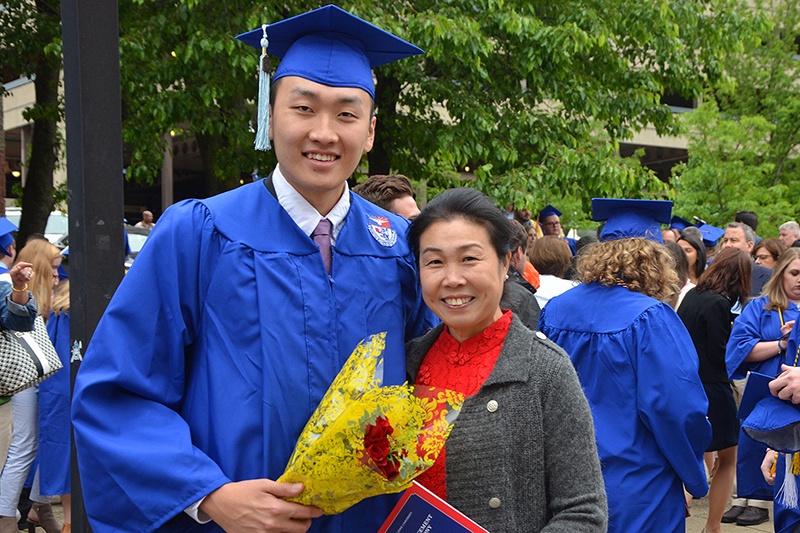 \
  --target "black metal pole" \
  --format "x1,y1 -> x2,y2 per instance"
60,0 -> 125,531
